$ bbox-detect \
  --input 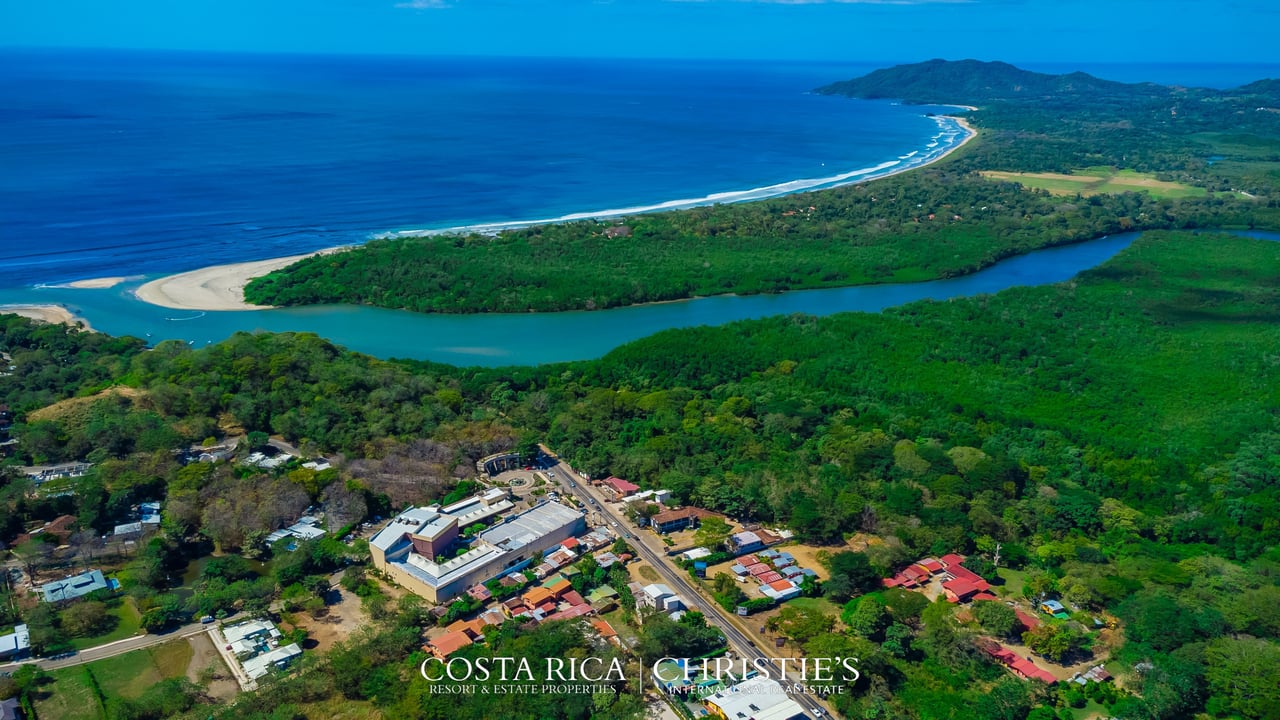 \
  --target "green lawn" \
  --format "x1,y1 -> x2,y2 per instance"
33,665 -> 104,720
784,596 -> 840,615
995,567 -> 1029,597
69,598 -> 143,651
32,639 -> 195,720
89,647 -> 163,701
